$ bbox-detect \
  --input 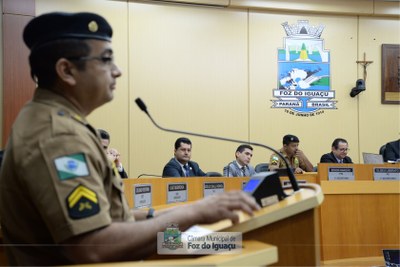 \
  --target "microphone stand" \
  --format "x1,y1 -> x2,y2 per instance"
135,98 -> 299,192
